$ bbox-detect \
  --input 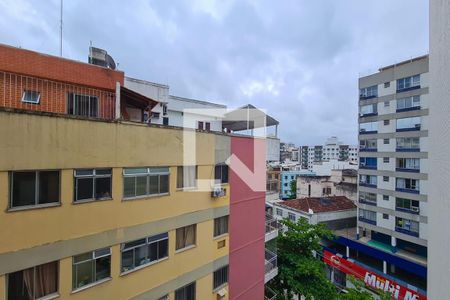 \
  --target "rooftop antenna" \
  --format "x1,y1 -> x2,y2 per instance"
60,0 -> 63,56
